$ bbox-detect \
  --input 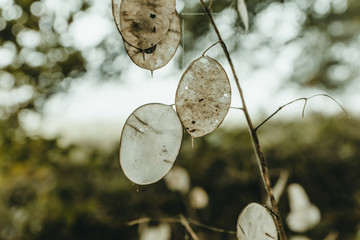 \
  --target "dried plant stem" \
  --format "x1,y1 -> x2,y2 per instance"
209,0 -> 214,9
202,41 -> 221,56
188,218 -> 236,234
255,93 -> 350,131
128,216 -> 200,240
199,1 -> 287,239
180,214 -> 200,240
127,216 -> 236,235
127,217 -> 179,226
